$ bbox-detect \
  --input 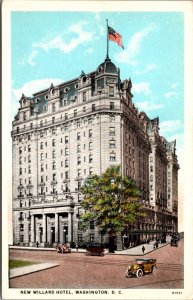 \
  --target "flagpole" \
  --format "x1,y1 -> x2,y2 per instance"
106,19 -> 109,59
